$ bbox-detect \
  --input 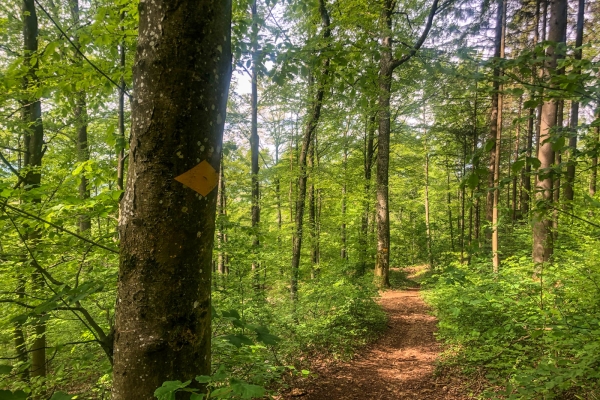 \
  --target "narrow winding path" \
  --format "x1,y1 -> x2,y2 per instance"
285,273 -> 473,399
